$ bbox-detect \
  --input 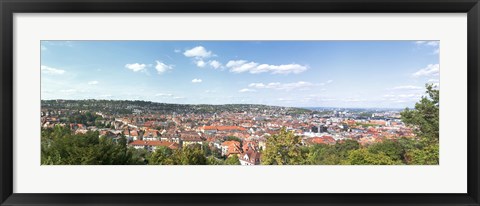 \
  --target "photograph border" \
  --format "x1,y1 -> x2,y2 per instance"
1,0 -> 479,205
